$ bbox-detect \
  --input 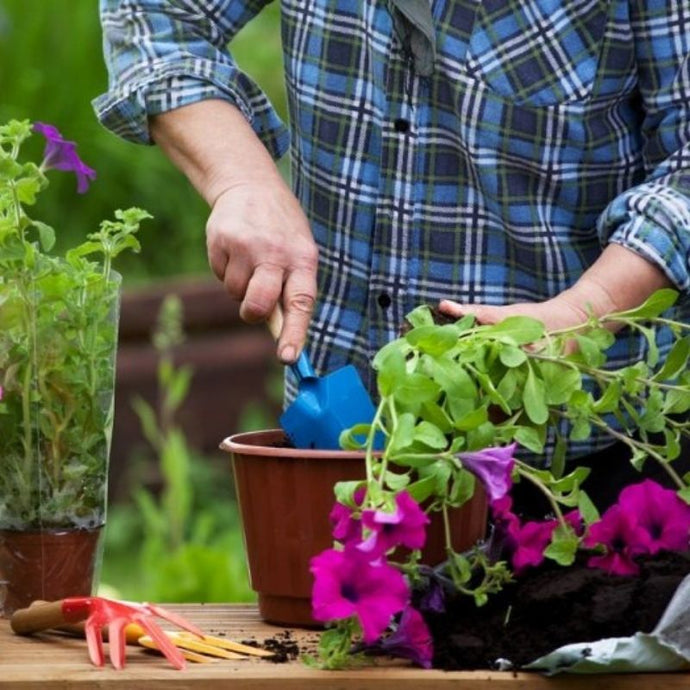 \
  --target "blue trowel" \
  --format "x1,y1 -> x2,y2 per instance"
267,307 -> 377,450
